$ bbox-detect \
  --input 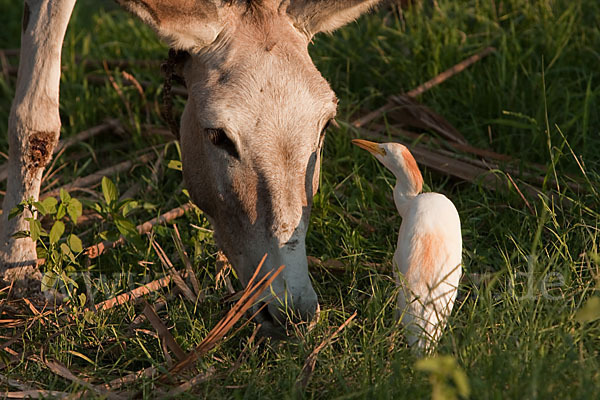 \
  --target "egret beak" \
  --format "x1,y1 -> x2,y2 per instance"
352,139 -> 386,157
